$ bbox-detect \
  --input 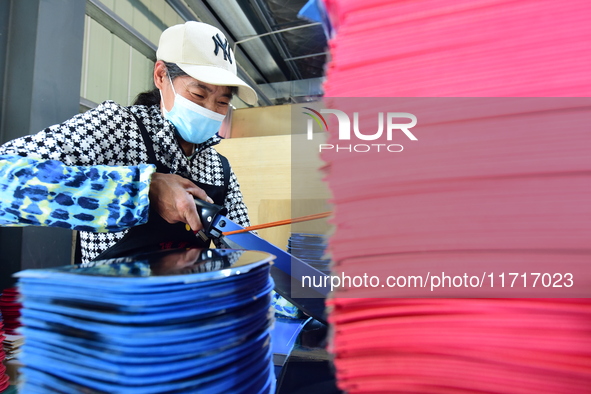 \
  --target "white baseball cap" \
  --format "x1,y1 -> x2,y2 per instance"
156,21 -> 258,105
